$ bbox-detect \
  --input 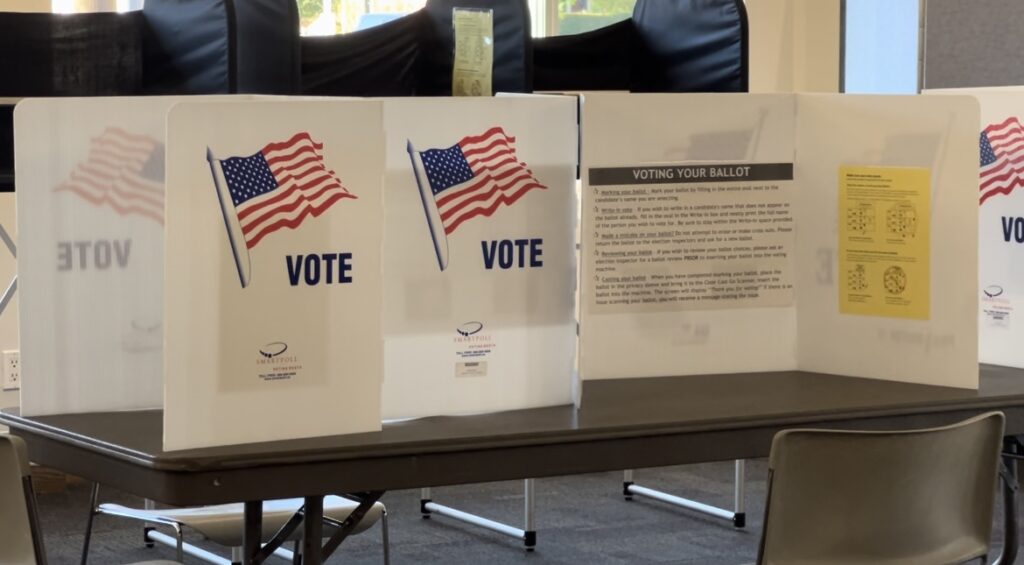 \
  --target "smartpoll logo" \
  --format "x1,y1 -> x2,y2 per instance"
256,341 -> 303,382
456,321 -> 484,337
981,284 -> 1013,327
454,321 -> 495,360
984,285 -> 1005,298
259,341 -> 288,359
207,133 -> 357,288
406,127 -> 547,272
